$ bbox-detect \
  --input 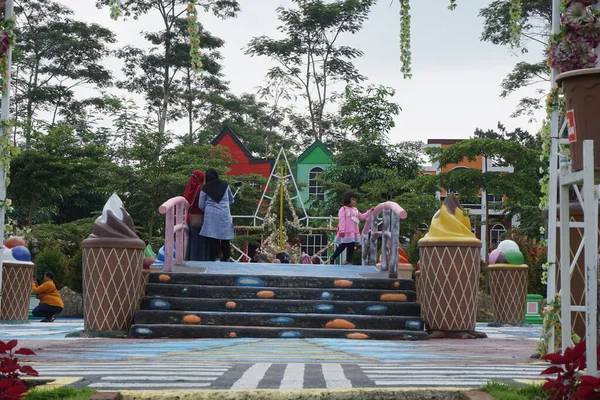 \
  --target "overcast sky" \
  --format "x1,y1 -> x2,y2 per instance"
62,0 -> 547,144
